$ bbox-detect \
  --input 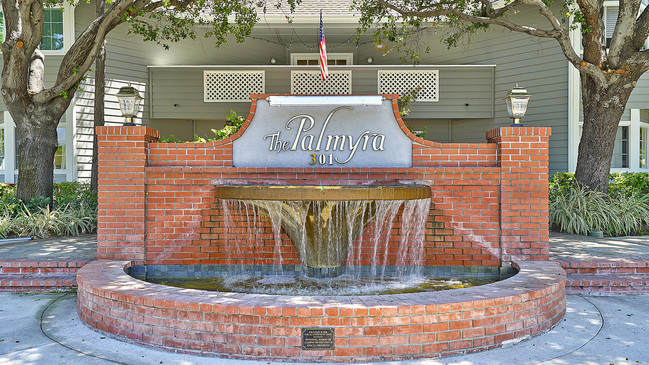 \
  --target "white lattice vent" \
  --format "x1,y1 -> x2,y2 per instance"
291,70 -> 352,95
204,70 -> 265,102
378,70 -> 439,102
